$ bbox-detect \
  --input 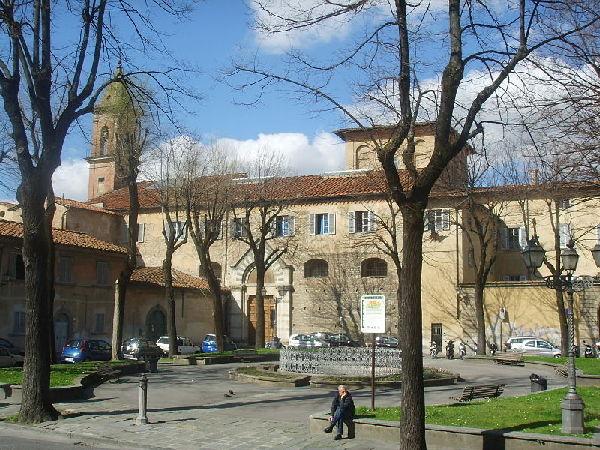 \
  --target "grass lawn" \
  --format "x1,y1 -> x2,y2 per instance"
356,387 -> 600,437
312,368 -> 452,384
524,356 -> 600,375
0,360 -> 132,387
